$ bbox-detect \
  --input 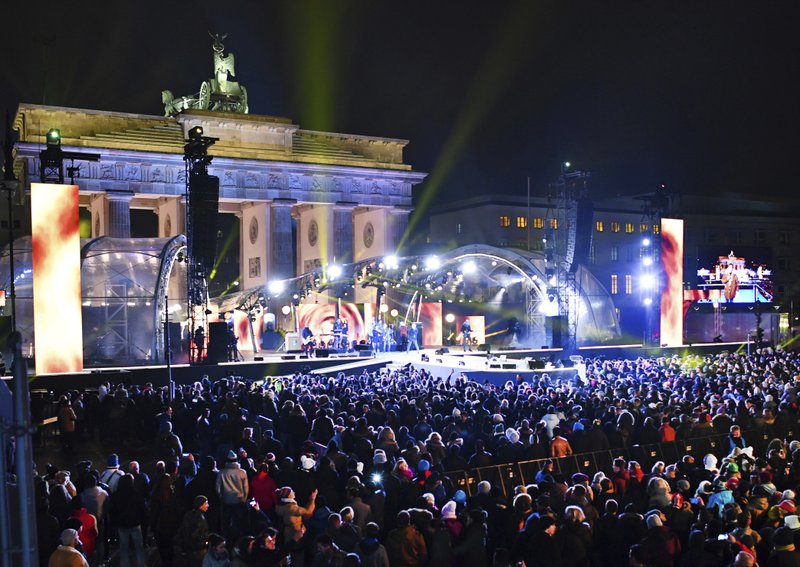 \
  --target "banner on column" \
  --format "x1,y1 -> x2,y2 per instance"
31,183 -> 84,373
660,218 -> 684,348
